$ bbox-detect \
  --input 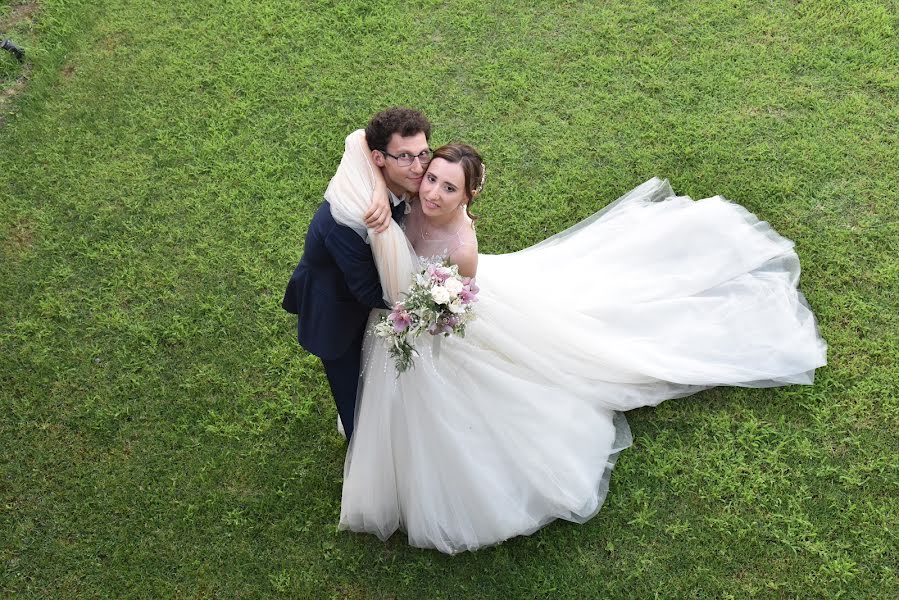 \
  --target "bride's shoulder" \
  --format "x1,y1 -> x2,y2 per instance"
450,237 -> 478,279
